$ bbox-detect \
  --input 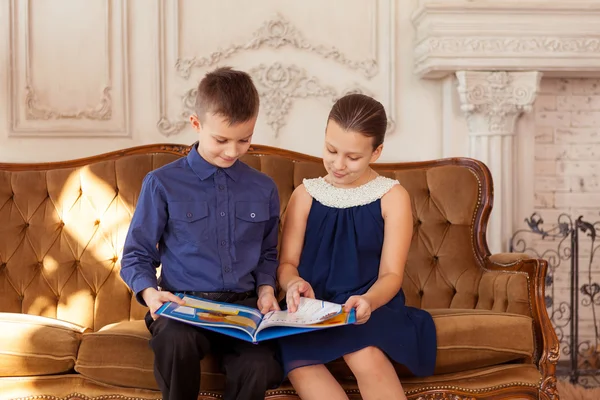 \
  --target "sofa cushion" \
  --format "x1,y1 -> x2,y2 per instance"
75,309 -> 534,389
328,309 -> 534,378
430,309 -> 534,373
0,312 -> 88,376
75,320 -> 224,390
